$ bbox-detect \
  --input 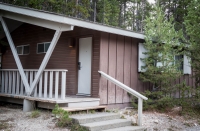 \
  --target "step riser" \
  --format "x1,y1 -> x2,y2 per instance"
102,126 -> 146,131
82,121 -> 132,131
68,101 -> 99,108
73,114 -> 120,124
